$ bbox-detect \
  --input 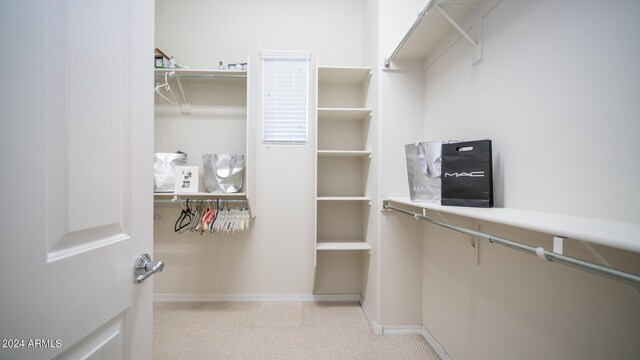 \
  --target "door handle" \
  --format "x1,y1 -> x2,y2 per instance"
134,254 -> 165,283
